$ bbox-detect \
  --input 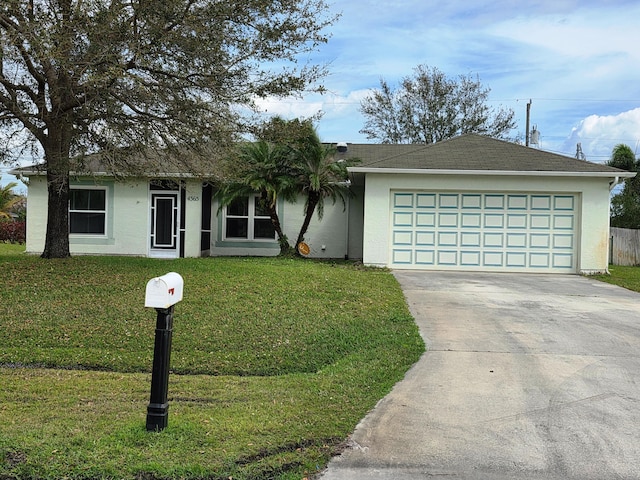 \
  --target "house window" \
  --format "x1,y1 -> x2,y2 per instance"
225,195 -> 275,241
69,188 -> 107,235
